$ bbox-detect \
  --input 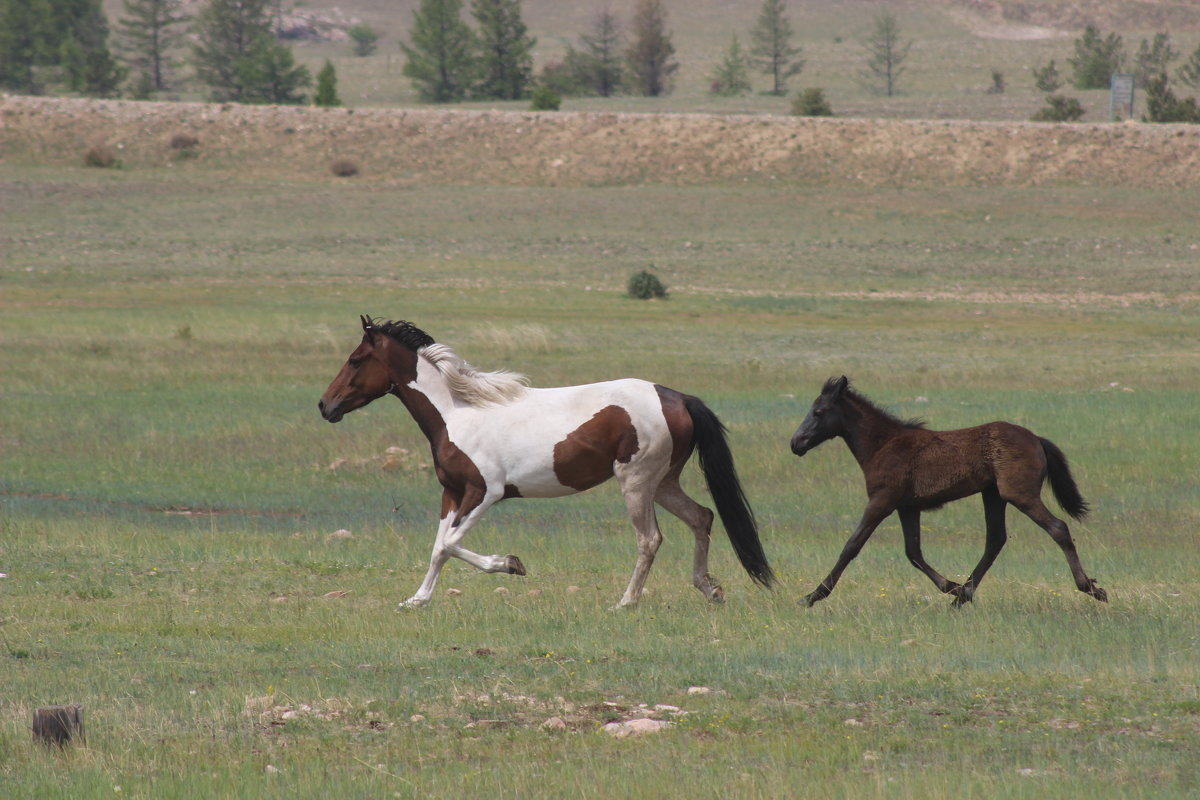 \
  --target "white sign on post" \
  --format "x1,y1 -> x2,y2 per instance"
1110,73 -> 1135,120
